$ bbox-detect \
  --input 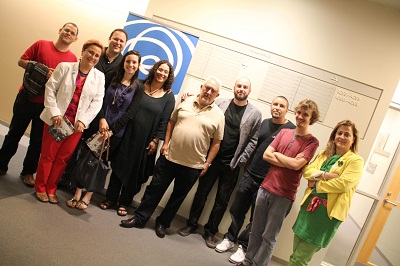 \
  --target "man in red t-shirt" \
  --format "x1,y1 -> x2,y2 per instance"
0,22 -> 78,187
241,99 -> 320,266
